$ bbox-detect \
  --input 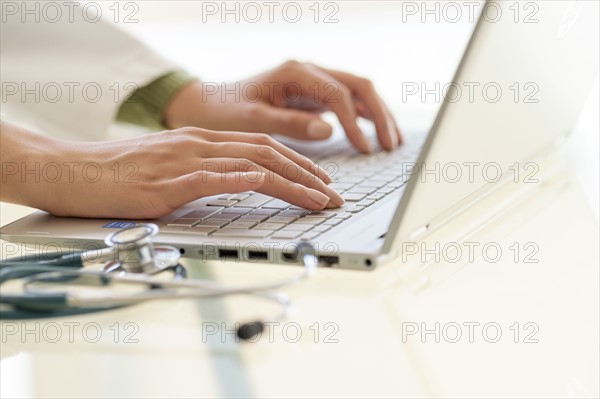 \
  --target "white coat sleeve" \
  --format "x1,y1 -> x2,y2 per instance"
0,4 -> 177,140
